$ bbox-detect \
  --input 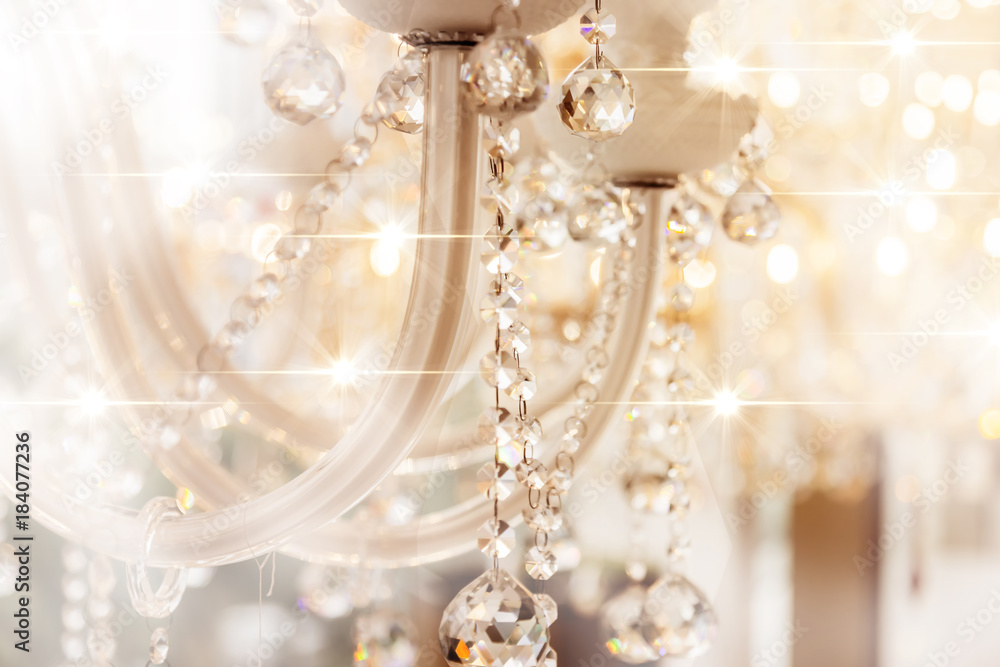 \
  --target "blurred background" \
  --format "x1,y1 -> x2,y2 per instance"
3,0 -> 1000,666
